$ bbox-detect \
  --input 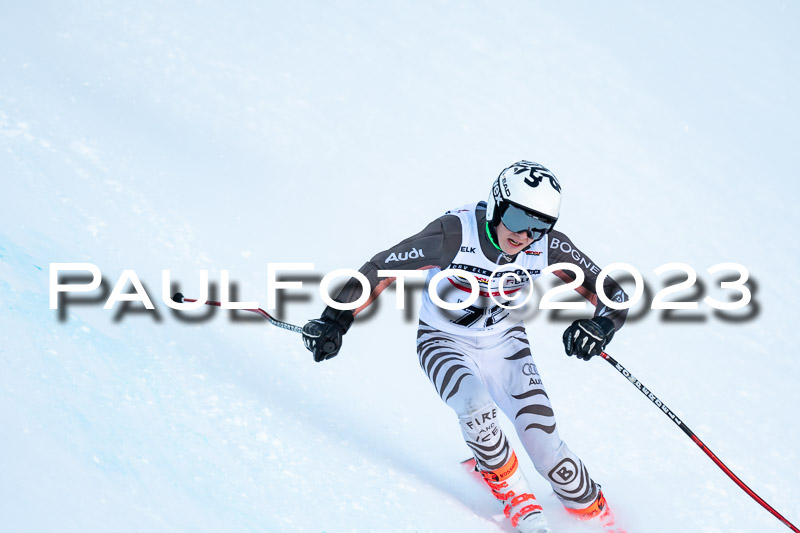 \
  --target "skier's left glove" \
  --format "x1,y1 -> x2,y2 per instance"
562,316 -> 615,361
302,306 -> 354,362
